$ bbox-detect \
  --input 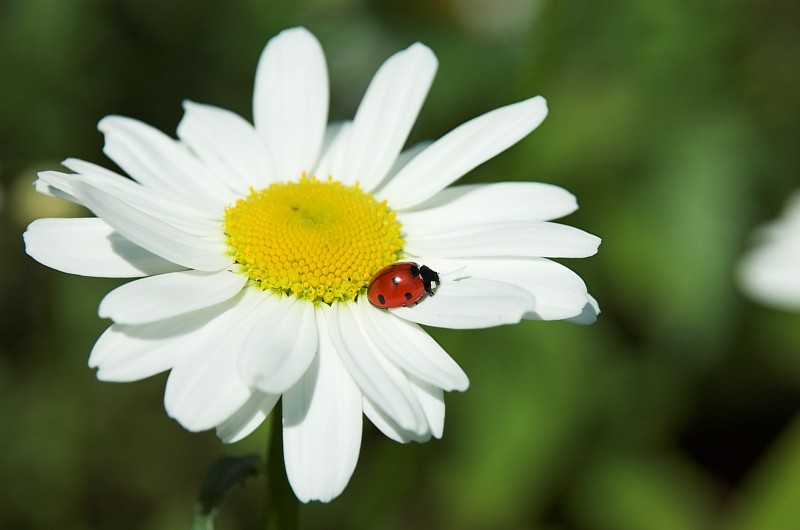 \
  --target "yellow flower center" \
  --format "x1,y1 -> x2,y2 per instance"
224,175 -> 404,304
